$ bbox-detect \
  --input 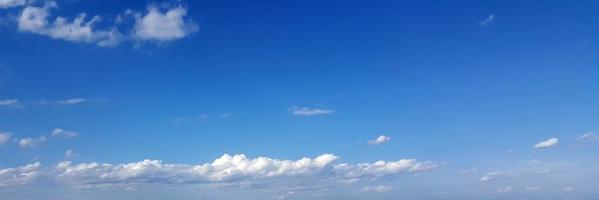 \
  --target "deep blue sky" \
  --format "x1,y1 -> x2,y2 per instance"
0,1 -> 598,199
